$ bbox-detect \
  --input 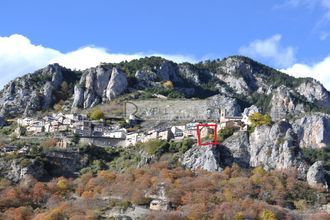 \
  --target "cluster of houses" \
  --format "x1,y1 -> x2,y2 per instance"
14,107 -> 256,148
16,113 -> 127,138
